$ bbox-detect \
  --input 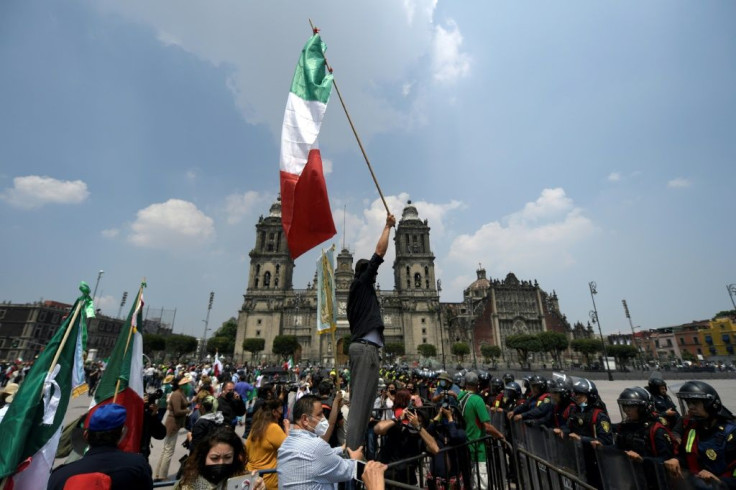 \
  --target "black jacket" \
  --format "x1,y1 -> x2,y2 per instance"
47,445 -> 153,490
